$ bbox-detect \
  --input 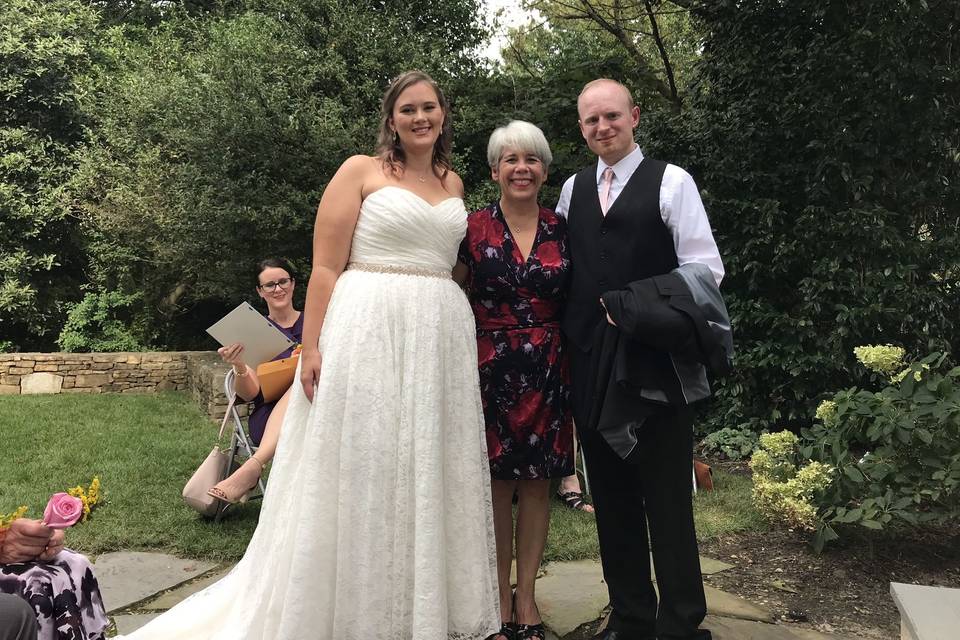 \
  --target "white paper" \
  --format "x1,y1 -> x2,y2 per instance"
206,302 -> 295,368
